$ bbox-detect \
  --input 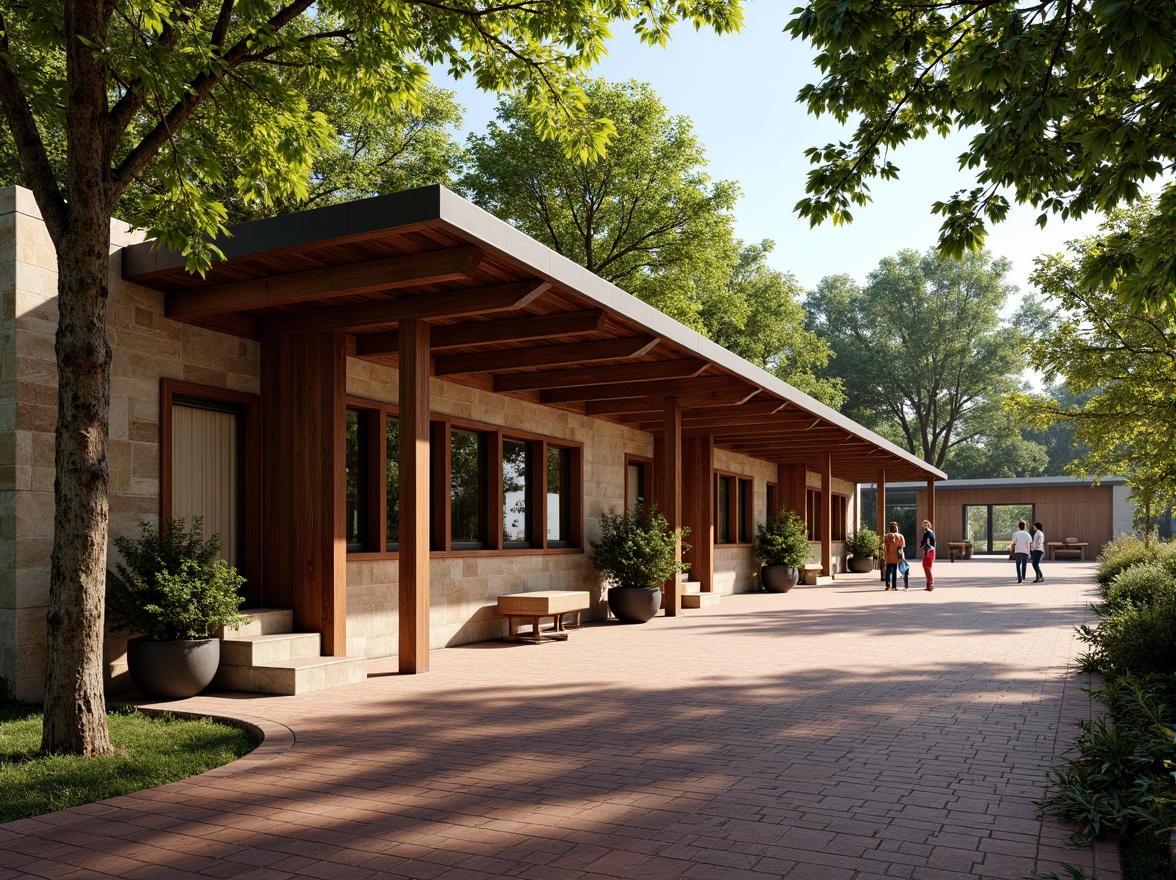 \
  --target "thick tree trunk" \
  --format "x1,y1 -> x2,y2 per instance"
39,208 -> 115,756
